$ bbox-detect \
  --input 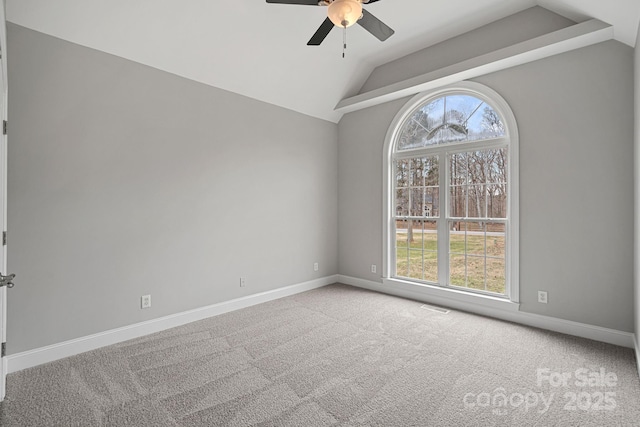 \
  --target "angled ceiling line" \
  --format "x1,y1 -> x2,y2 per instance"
334,19 -> 614,115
